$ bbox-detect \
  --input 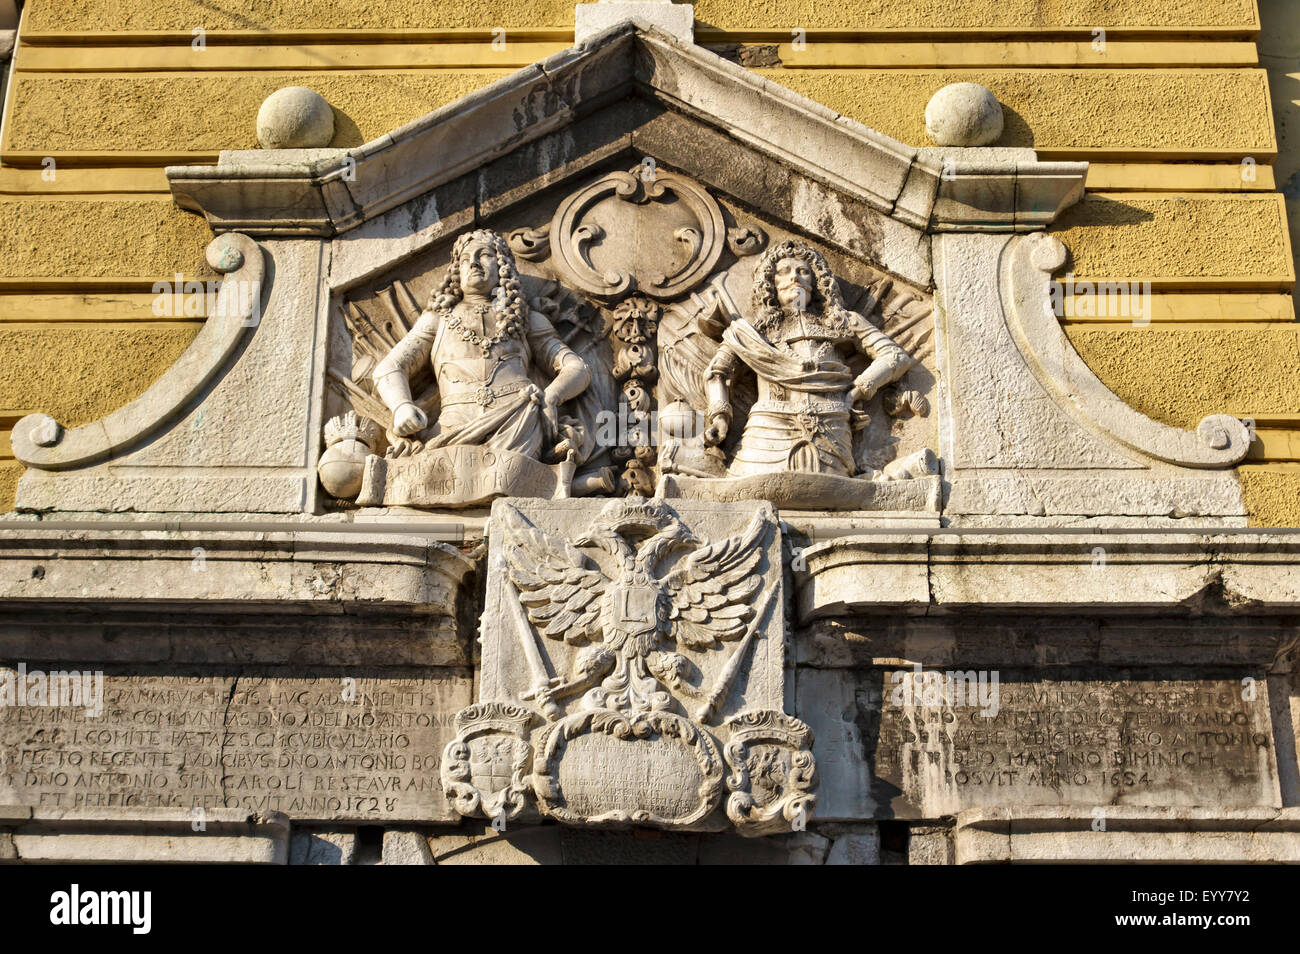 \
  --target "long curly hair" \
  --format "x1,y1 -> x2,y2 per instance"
751,240 -> 852,337
429,229 -> 528,347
